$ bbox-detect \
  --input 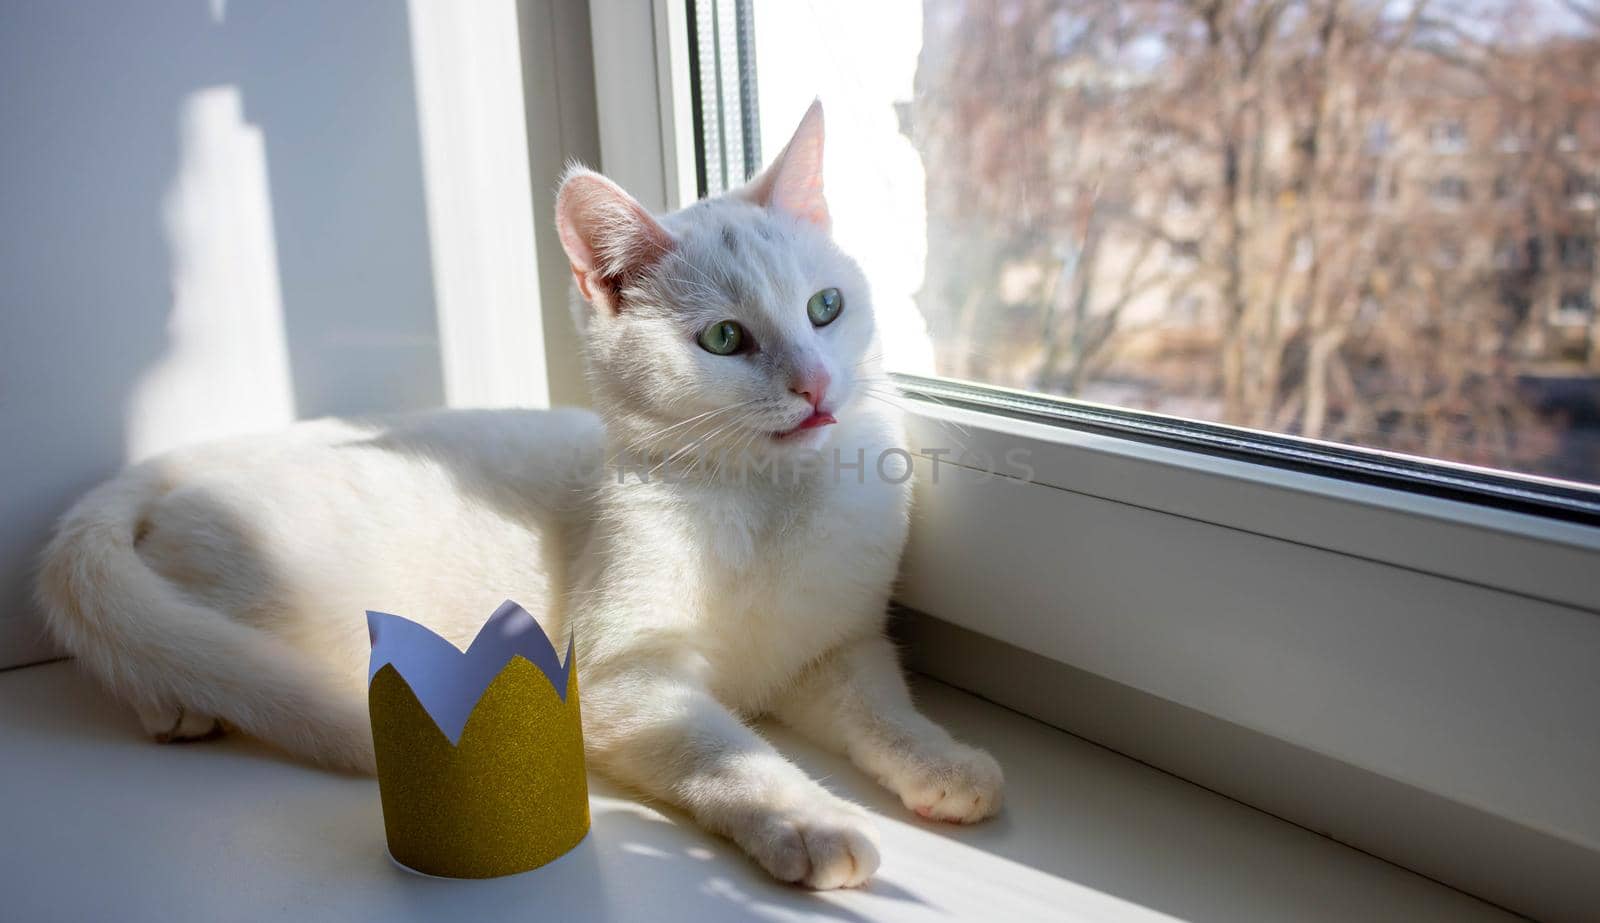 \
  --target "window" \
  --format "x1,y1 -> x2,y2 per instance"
686,0 -> 761,197
1494,235 -> 1529,270
1359,172 -> 1397,202
1431,240 -> 1463,269
1429,118 -> 1468,153
1558,289 -> 1596,325
1559,234 -> 1595,270
1567,172 -> 1597,207
647,7 -> 1600,918
727,0 -> 1600,490
1364,118 -> 1392,154
1558,119 -> 1580,151
1431,175 -> 1470,204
